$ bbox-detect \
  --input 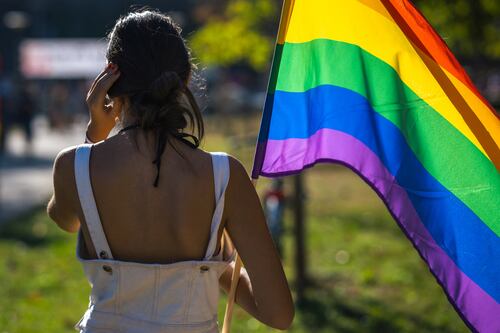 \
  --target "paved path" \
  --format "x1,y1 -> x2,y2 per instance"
0,116 -> 86,223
